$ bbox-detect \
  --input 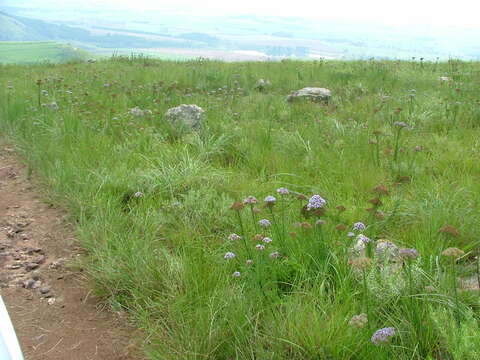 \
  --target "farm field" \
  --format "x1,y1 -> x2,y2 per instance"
0,41 -> 89,64
1,58 -> 480,359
